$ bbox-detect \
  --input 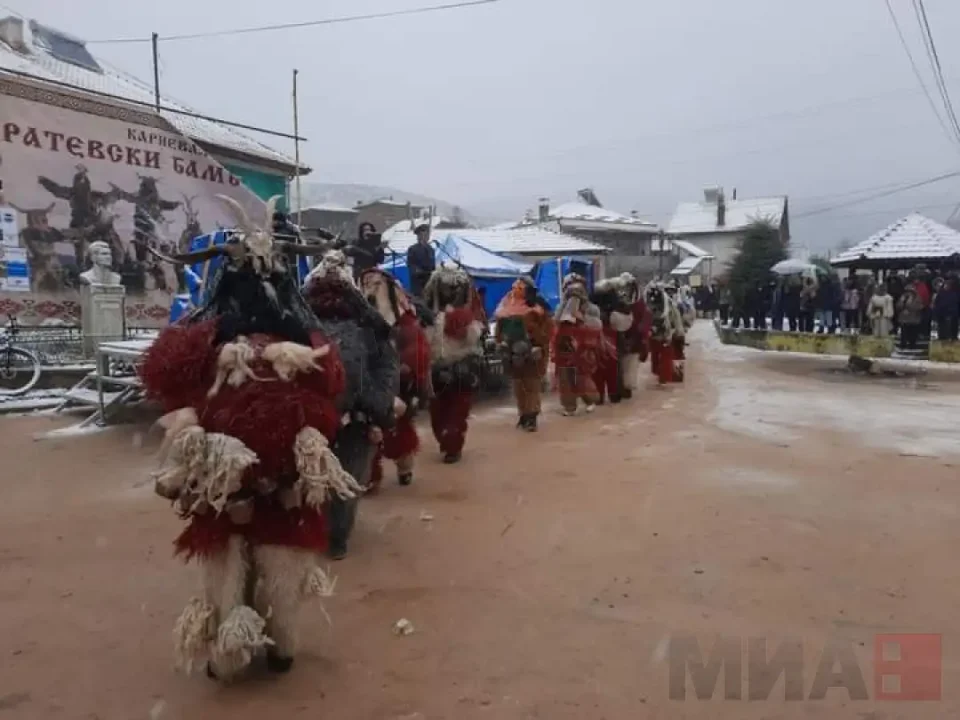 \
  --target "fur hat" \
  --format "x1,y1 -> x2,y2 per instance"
422,265 -> 472,311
